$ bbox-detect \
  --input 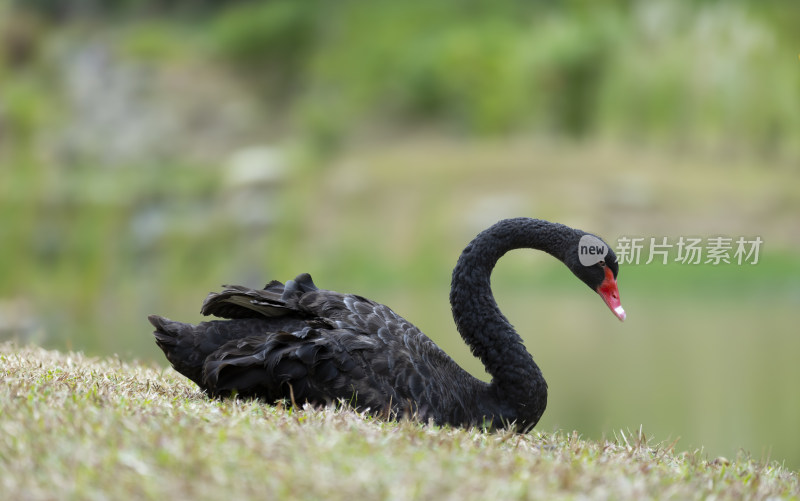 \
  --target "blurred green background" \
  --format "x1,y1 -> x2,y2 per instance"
1,0 -> 799,469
